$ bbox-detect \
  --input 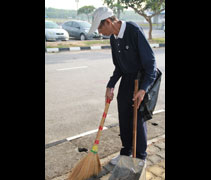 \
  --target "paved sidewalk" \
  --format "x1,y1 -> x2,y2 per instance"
46,111 -> 165,180
95,136 -> 165,180
50,136 -> 165,180
146,138 -> 165,180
